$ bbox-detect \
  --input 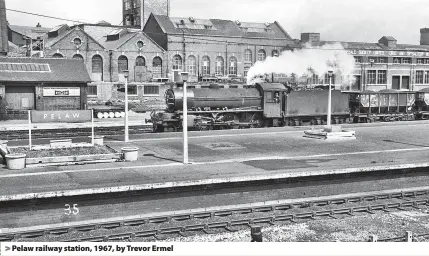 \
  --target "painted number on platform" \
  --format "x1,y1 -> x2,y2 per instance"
64,204 -> 79,215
